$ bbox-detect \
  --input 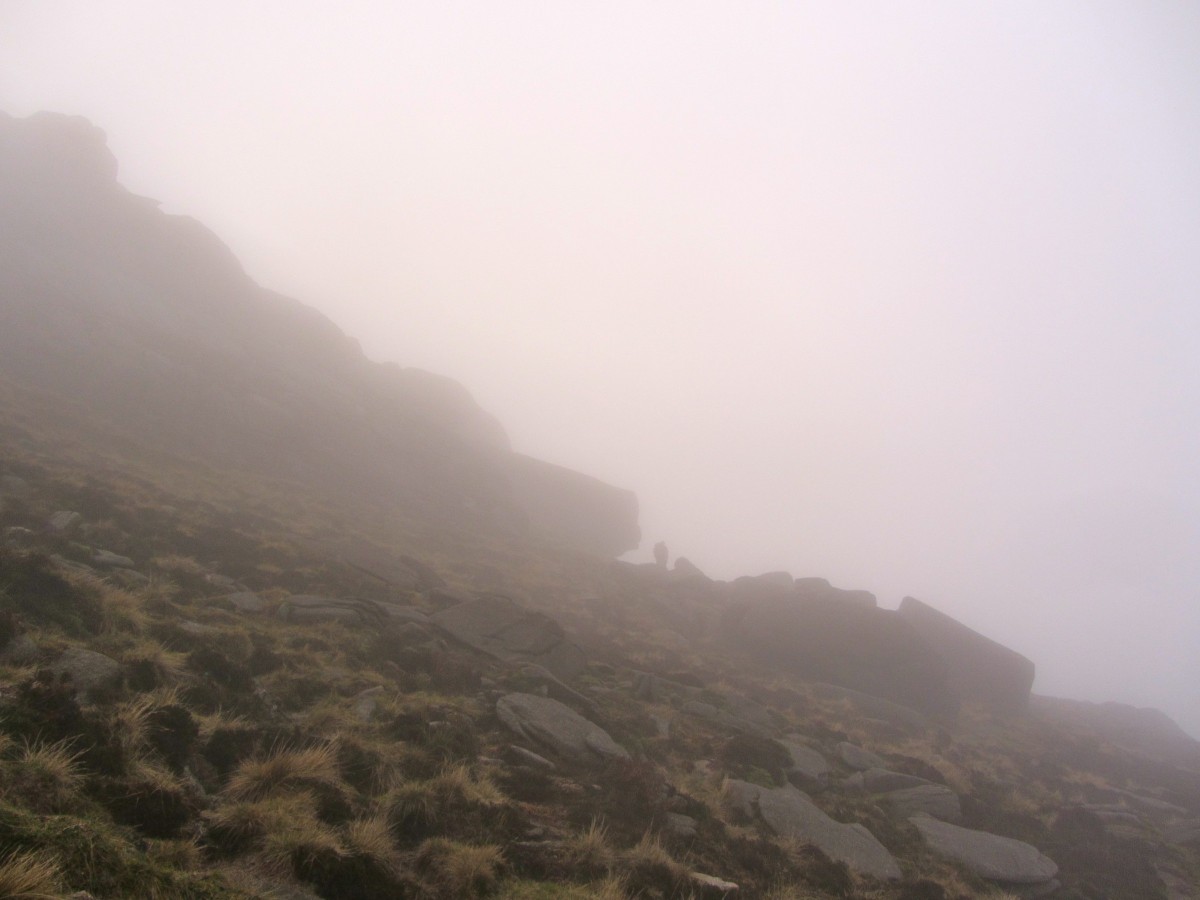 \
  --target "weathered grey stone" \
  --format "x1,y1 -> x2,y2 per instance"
837,742 -> 886,771
504,744 -> 555,771
519,664 -> 598,716
809,682 -> 929,729
91,549 -> 134,568
352,686 -> 384,722
376,603 -> 430,625
898,596 -> 1034,712
50,647 -> 120,699
227,591 -> 265,613
687,871 -> 738,896
432,595 -> 586,680
496,692 -> 628,764
47,510 -> 82,533
883,784 -> 961,822
847,767 -> 931,793
205,573 -> 239,590
779,738 -> 830,784
278,595 -> 384,626
726,780 -> 900,880
0,634 -> 39,665
680,700 -> 774,738
909,815 -> 1058,884
667,812 -> 698,839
